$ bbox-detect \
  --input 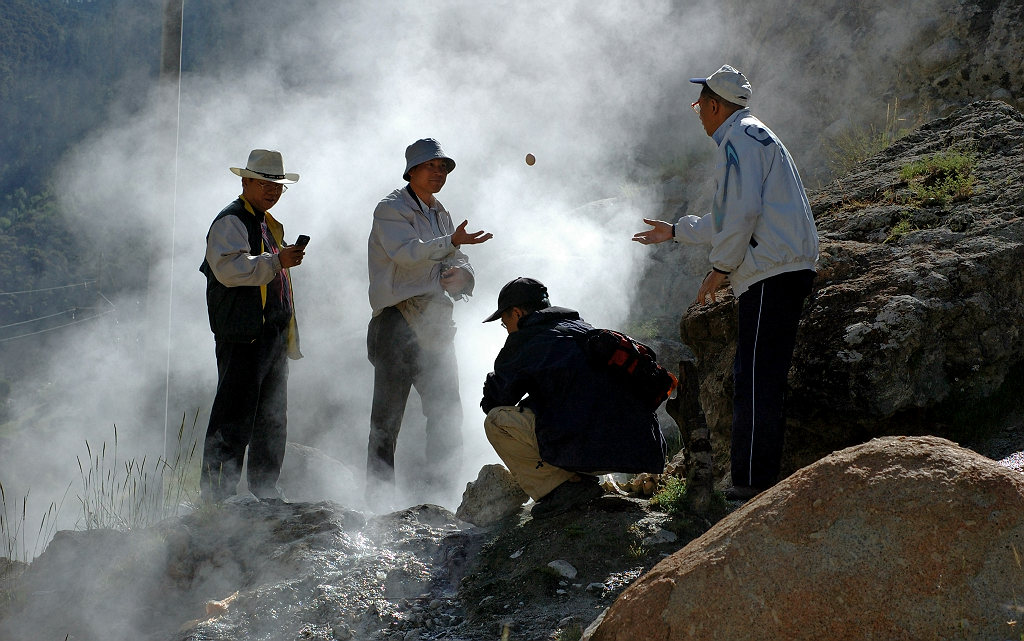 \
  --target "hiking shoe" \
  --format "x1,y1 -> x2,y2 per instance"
251,484 -> 289,503
531,476 -> 604,520
722,485 -> 765,502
